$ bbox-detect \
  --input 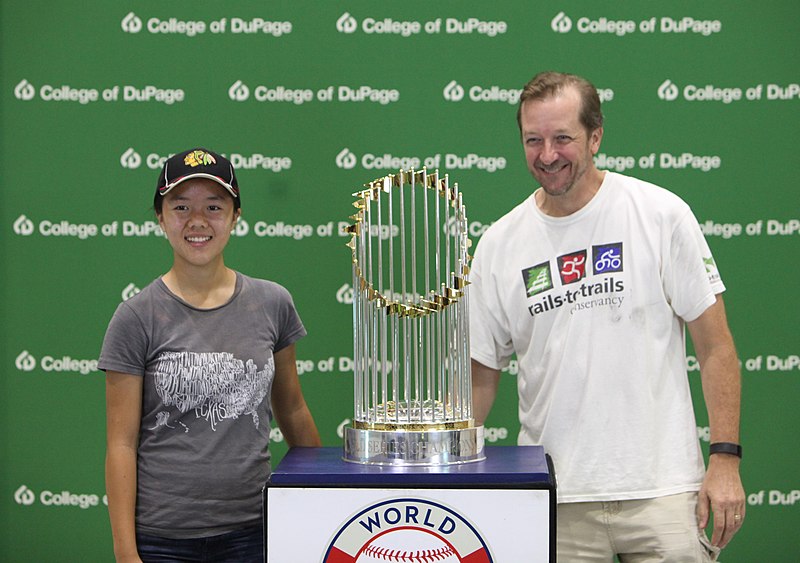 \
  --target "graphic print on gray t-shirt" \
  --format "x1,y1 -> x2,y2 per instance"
151,351 -> 274,431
